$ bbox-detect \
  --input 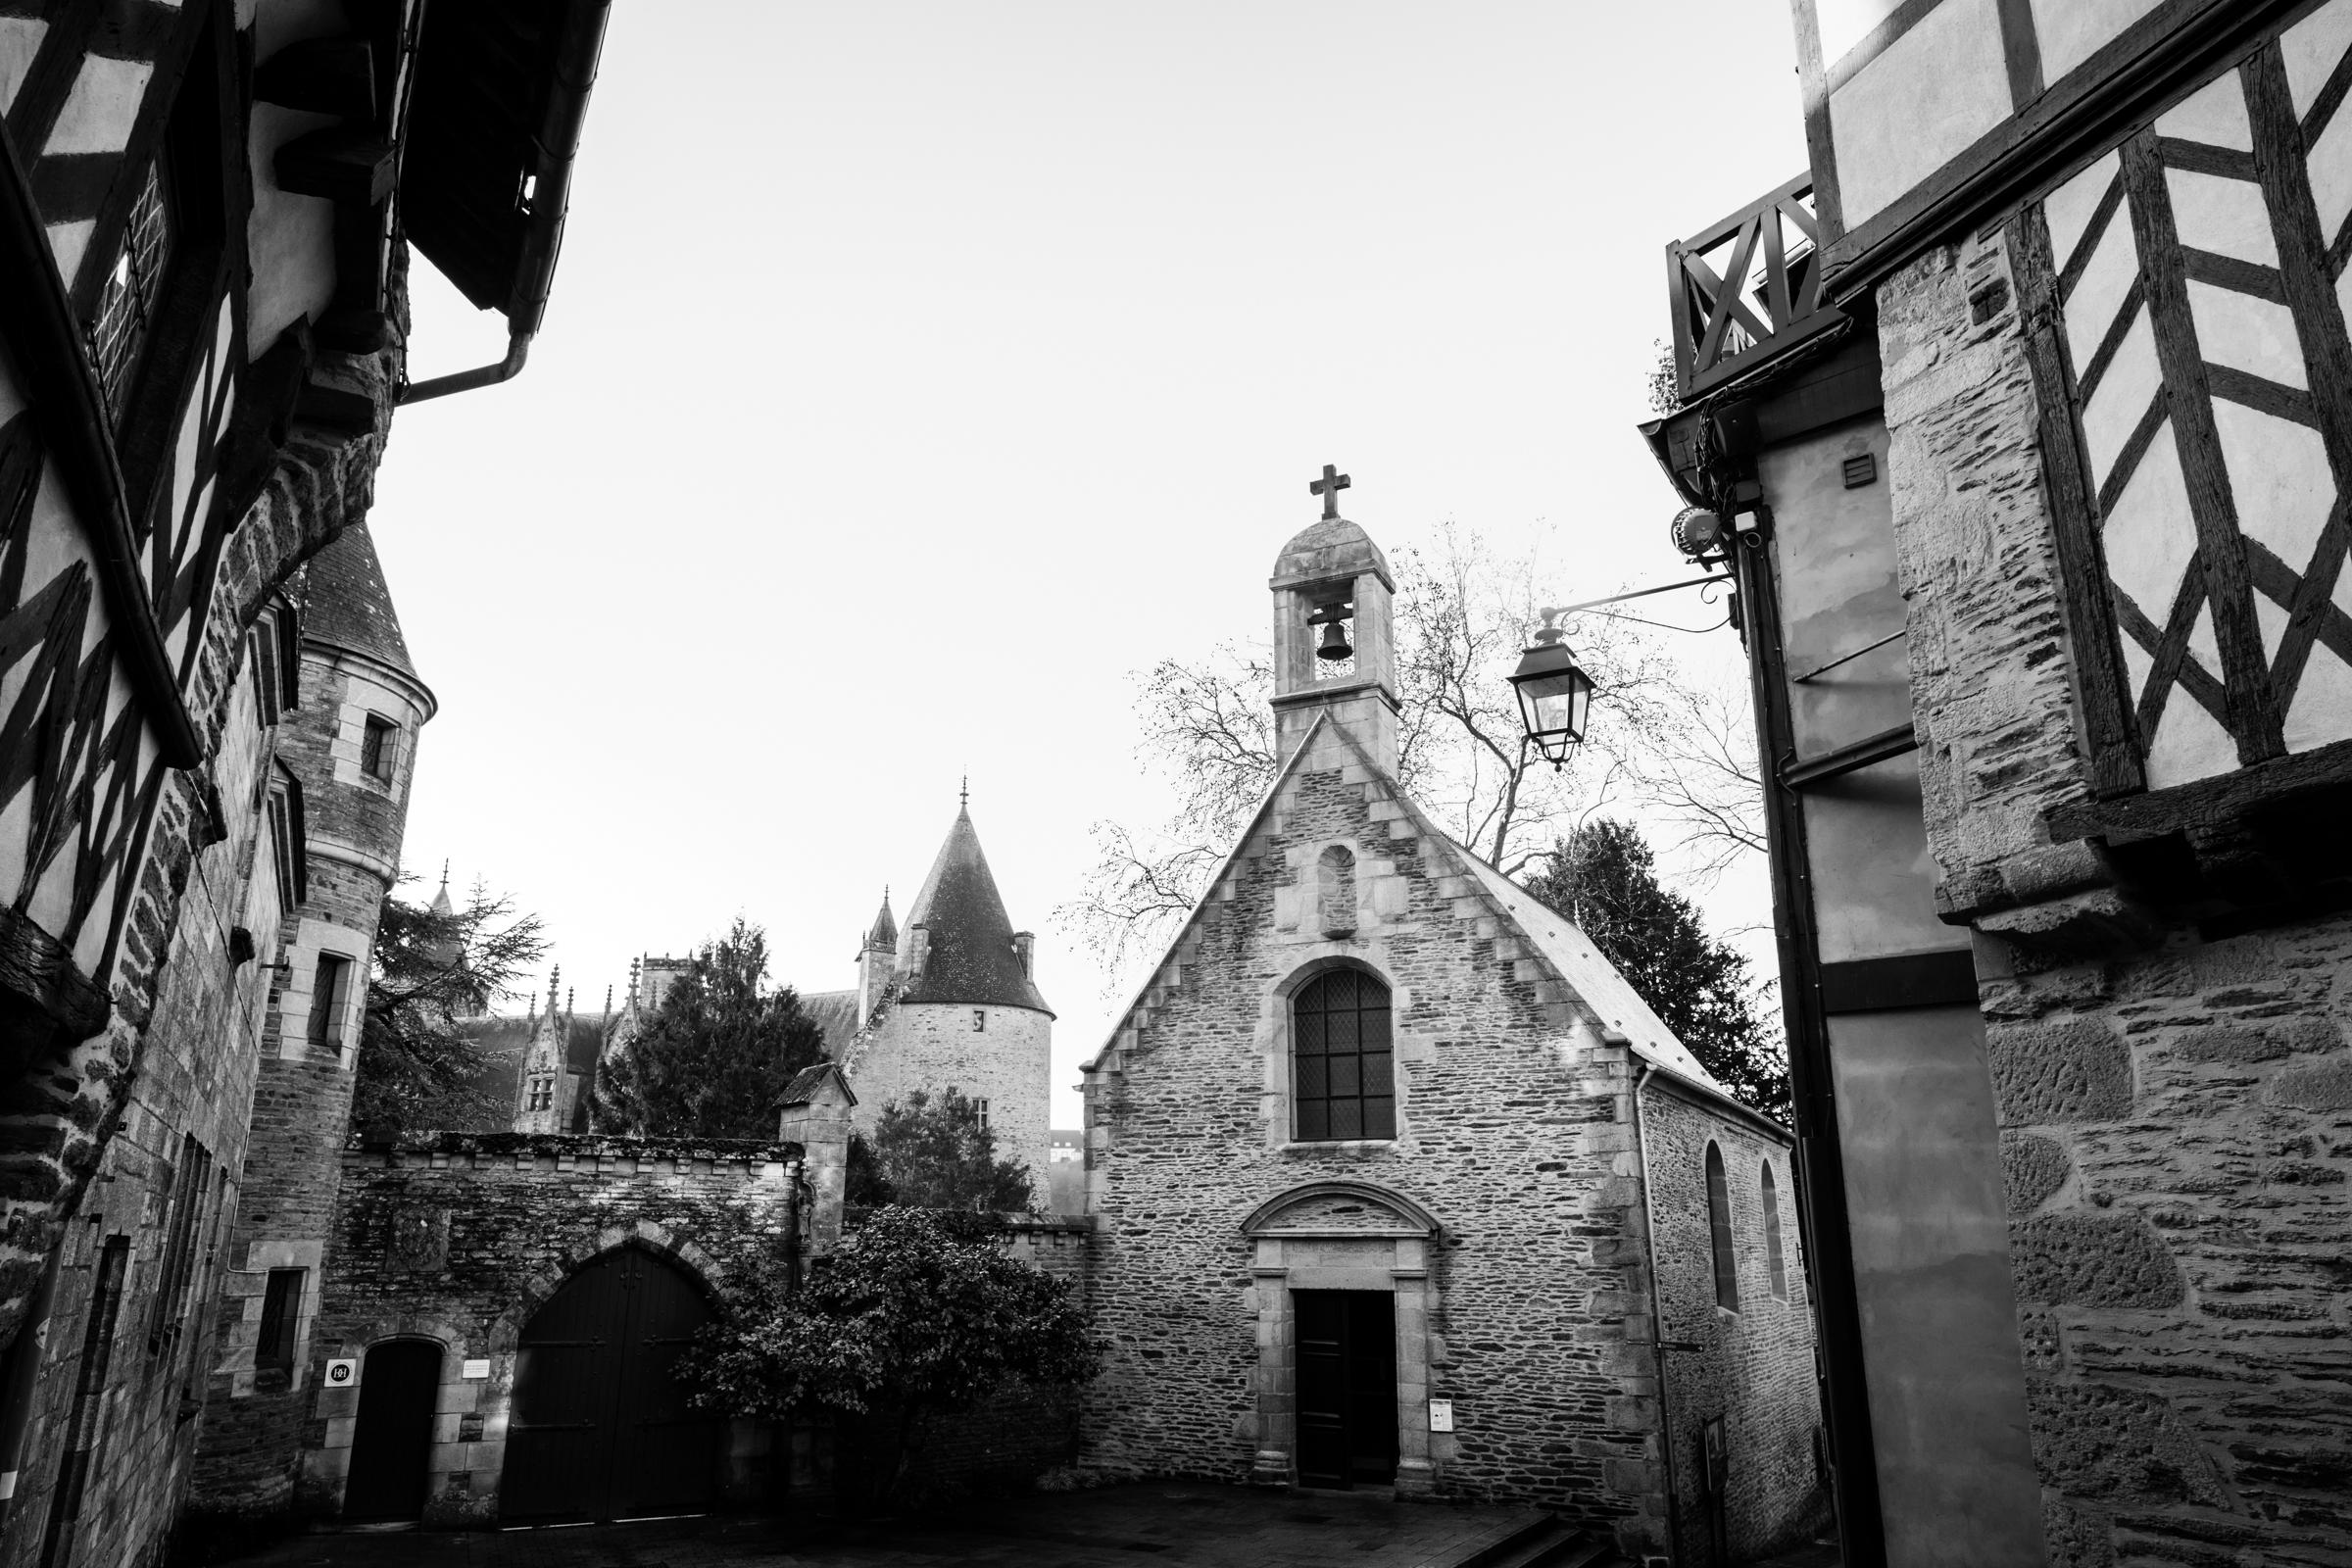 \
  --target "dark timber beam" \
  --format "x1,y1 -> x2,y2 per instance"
255,36 -> 376,119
